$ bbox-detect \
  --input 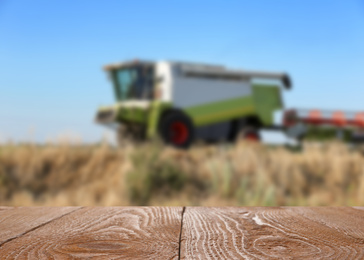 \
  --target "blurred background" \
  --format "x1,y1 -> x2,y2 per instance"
1,0 -> 364,206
